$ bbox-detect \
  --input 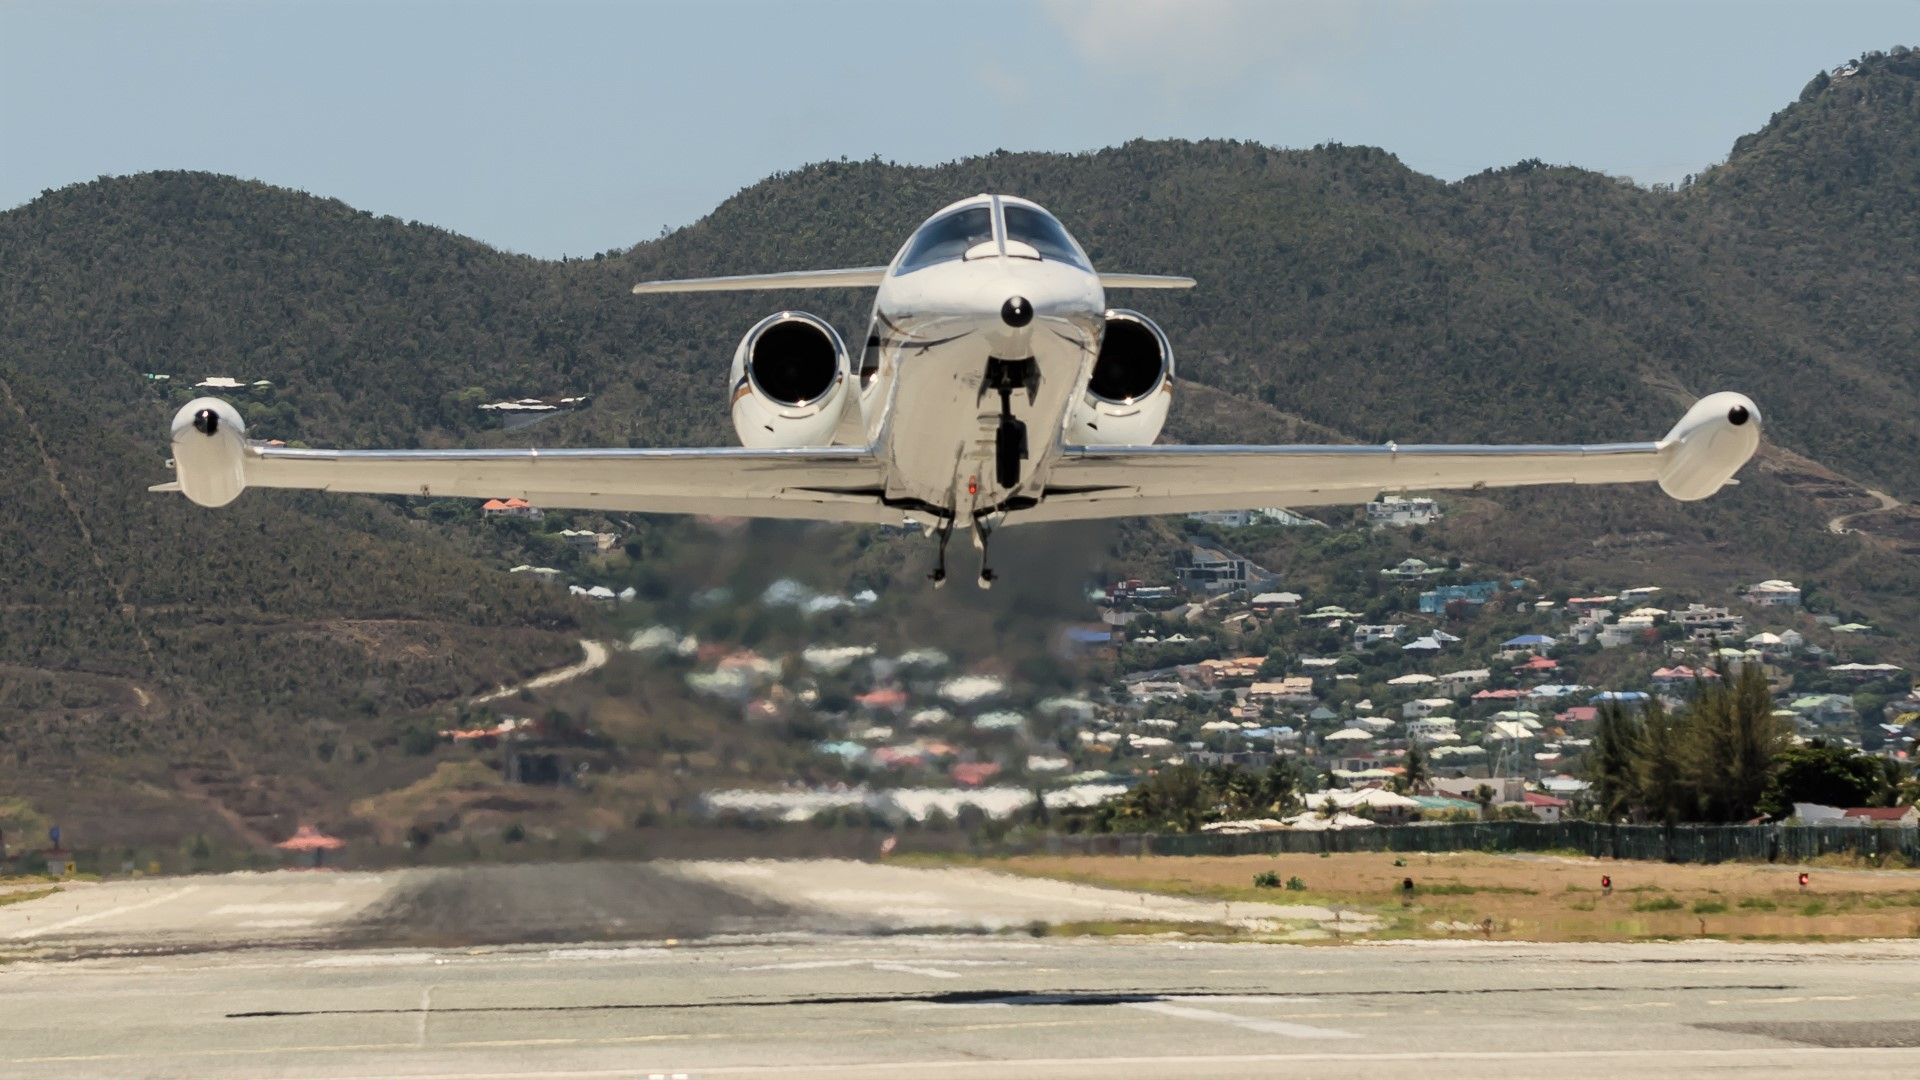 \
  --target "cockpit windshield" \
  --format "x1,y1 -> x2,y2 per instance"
1003,205 -> 1090,269
896,207 -> 994,273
